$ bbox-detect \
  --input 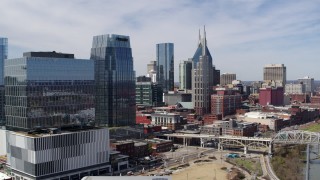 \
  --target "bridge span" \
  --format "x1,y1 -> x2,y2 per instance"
163,130 -> 320,154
